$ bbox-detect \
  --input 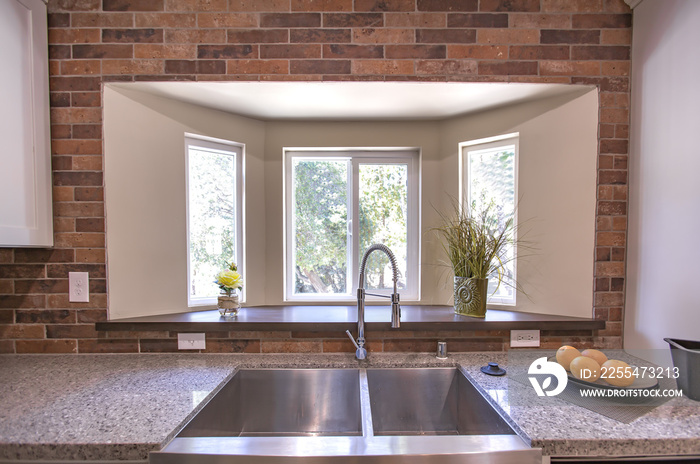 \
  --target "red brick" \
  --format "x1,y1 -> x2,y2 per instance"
510,45 -> 569,60
78,339 -> 139,353
261,340 -> 322,353
0,295 -> 46,309
448,13 -> 508,27
52,140 -> 102,155
416,59 -> 477,75
198,45 -> 256,59
600,107 -> 629,123
478,60 -> 538,75
386,45 -> 446,59
51,92 -> 71,107
76,309 -> 107,323
600,139 -> 628,154
572,45 -> 629,60
0,324 -> 46,339
54,202 -> 104,217
48,13 -> 71,28
542,0 -> 602,13
598,201 -> 626,216
417,0 -> 477,11
509,13 -> 570,28
290,29 -> 351,43
103,28 -> 163,43
572,14 -> 631,29
72,44 -> 134,59
53,172 -> 103,187
352,60 -> 413,75
101,59 -> 164,74
261,13 -> 321,27
226,59 -> 289,74
48,294 -> 107,309
72,92 -> 102,107
356,0 -> 415,11
479,0 -> 540,12
204,339 -> 261,353
601,61 -> 629,76
540,60 -> 599,76
76,218 -> 105,233
541,29 -> 600,44
76,249 -> 106,264
16,340 -> 77,354
135,44 -> 197,59
49,29 -> 101,44
417,29 -> 476,43
165,29 -> 226,44
0,266 -> 46,279
601,29 -> 631,45
291,59 -> 351,74
323,44 -> 383,59
0,250 -> 12,264
478,29 -> 538,44
326,13 -> 384,27
262,44 -> 322,59
54,217 -> 75,232
71,12 -> 135,27
47,324 -> 98,339
353,28 -> 414,44
169,0 -> 227,11
228,29 -> 289,44
50,45 -> 72,60
15,279 -> 68,294
448,44 -> 507,59
104,0 -> 164,11
54,231 -> 105,247
135,13 -> 196,27
292,0 -> 353,11
75,187 -> 104,201
50,76 -> 102,92
14,249 -> 74,264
